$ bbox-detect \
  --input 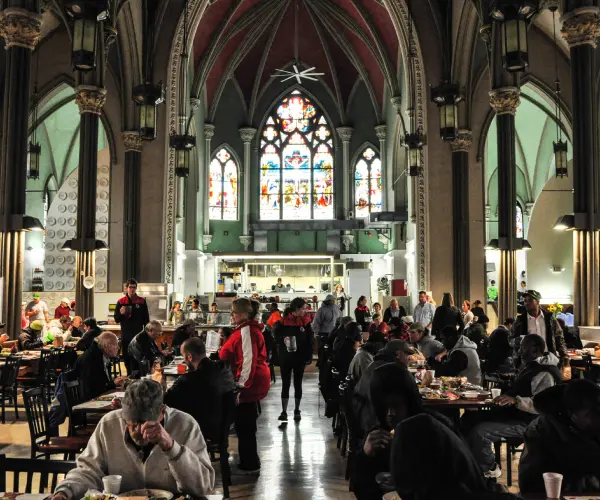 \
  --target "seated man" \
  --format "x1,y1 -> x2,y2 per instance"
70,316 -> 84,338
408,322 -> 446,361
52,379 -> 215,500
171,319 -> 195,354
164,338 -> 235,442
18,320 -> 46,350
464,334 -> 561,478
519,379 -> 600,494
128,320 -> 169,377
75,317 -> 103,351
73,332 -> 125,401
430,325 -> 482,385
